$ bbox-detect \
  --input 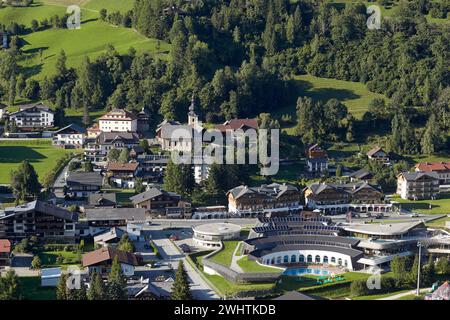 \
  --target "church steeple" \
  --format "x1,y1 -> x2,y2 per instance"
188,93 -> 198,126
